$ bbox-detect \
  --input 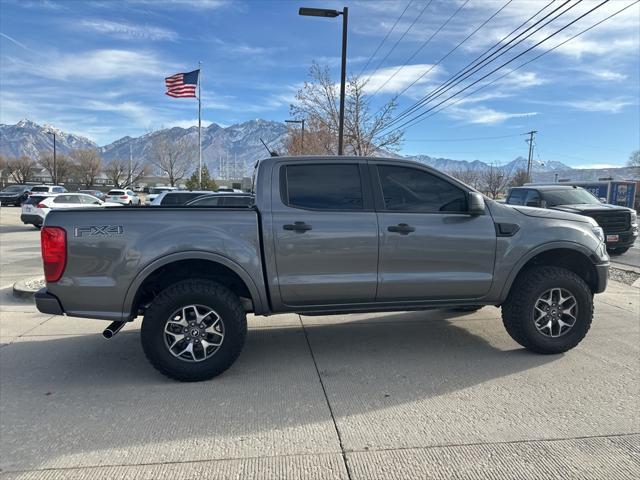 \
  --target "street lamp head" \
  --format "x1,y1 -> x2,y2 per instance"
285,119 -> 304,124
299,7 -> 341,17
